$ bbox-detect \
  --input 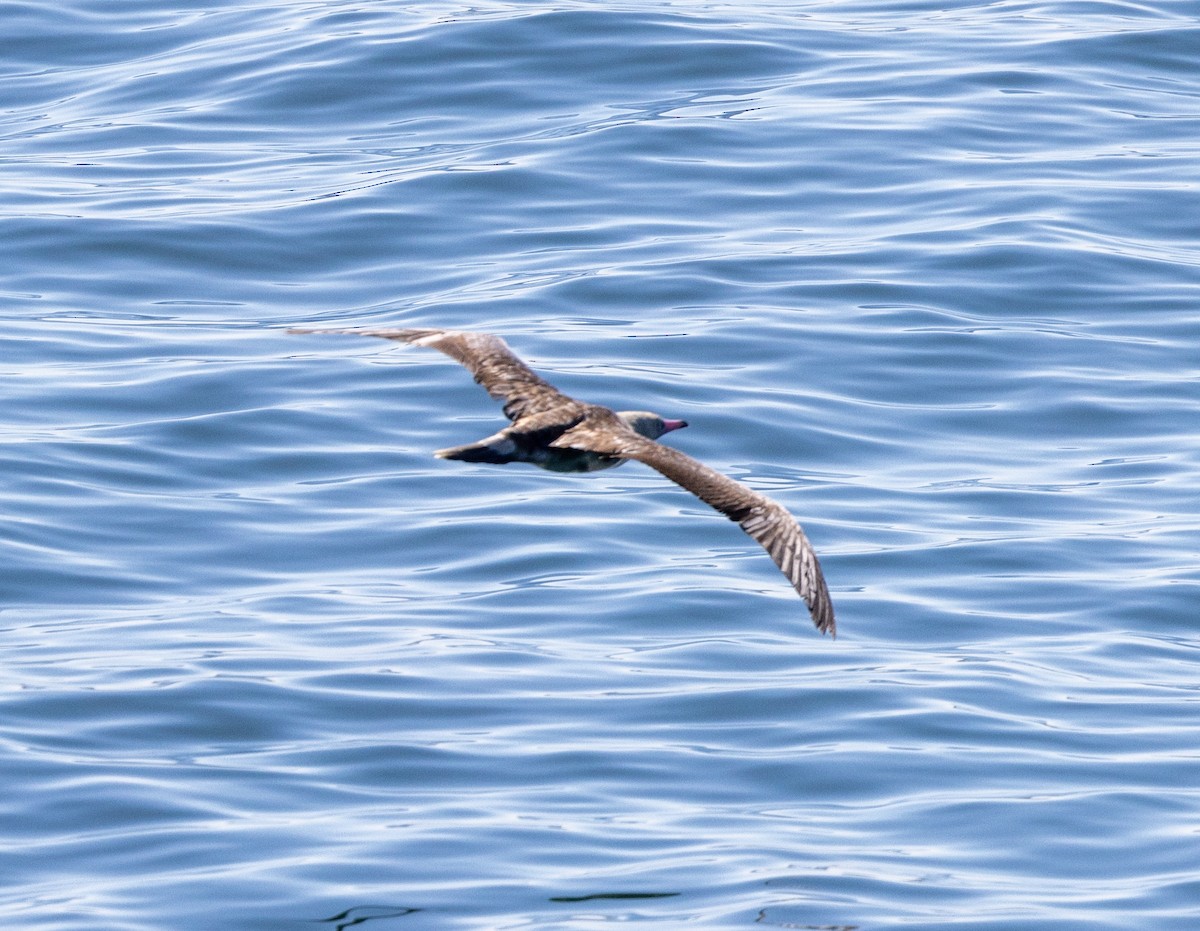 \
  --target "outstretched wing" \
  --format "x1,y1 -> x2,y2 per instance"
555,412 -> 835,636
288,327 -> 575,422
